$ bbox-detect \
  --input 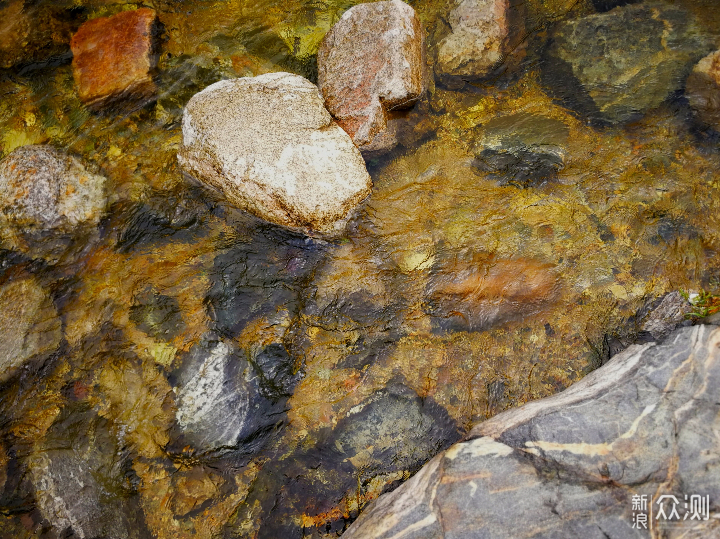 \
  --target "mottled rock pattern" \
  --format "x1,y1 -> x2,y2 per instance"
71,8 -> 158,109
543,2 -> 714,124
471,112 -> 570,187
317,0 -> 425,153
435,0 -> 523,80
637,291 -> 693,342
0,145 -> 107,262
345,325 -> 720,538
686,49 -> 720,130
0,276 -> 61,382
178,72 -> 372,237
